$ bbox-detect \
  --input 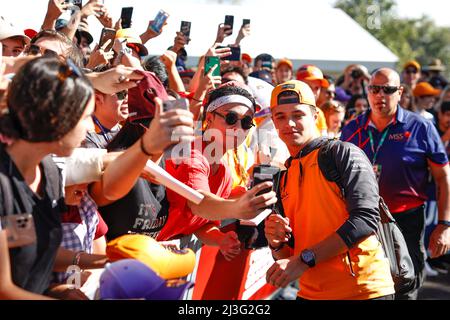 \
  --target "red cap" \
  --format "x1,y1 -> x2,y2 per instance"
127,70 -> 169,121
24,28 -> 38,40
